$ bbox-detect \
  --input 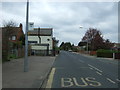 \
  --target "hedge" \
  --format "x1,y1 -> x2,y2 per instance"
97,49 -> 120,58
